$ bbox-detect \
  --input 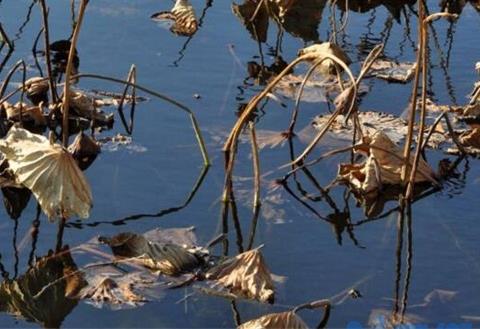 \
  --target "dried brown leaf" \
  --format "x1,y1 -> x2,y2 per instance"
238,311 -> 308,329
100,231 -> 202,276
298,42 -> 351,74
3,102 -> 46,127
151,0 -> 198,36
0,127 -> 93,220
206,248 -> 275,303
338,131 -> 438,194
24,77 -> 49,105
76,274 -> 150,309
459,127 -> 480,148
369,59 -> 416,83
68,132 -> 101,170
